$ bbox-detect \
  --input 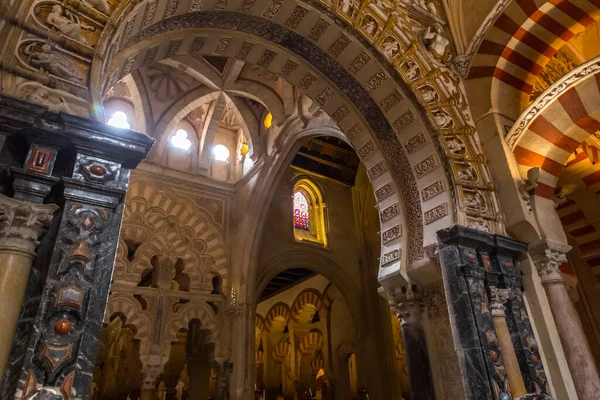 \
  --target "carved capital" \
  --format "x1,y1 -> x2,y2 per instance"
140,365 -> 162,390
489,287 -> 509,317
386,285 -> 425,327
530,240 -> 571,285
0,194 -> 58,255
